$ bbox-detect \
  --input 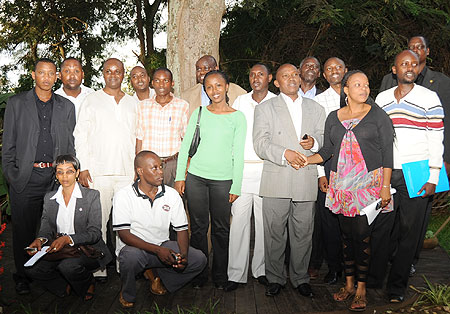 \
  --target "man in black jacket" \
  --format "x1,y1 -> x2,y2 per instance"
2,58 -> 76,294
